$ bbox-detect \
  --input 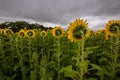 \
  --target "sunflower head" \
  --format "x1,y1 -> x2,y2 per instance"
96,29 -> 106,35
3,29 -> 14,36
26,30 -> 36,38
47,29 -> 51,33
18,29 -> 26,38
40,30 -> 47,37
51,26 -> 65,38
106,20 -> 120,35
0,29 -> 4,36
0,29 -> 2,35
89,30 -> 95,36
67,18 -> 89,42
33,29 -> 38,34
